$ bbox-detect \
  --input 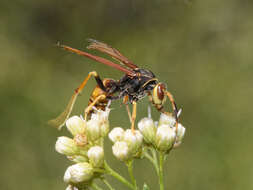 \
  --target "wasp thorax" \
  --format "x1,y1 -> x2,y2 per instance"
152,83 -> 167,105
